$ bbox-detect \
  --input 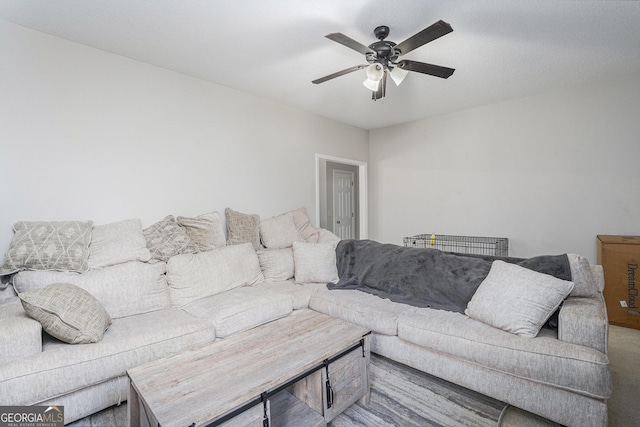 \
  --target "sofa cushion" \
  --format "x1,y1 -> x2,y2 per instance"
292,242 -> 338,284
19,283 -> 112,344
88,219 -> 151,269
260,212 -> 302,249
567,254 -> 598,297
290,207 -> 318,241
176,212 -> 226,251
465,261 -> 574,338
306,228 -> 341,244
309,288 -> 415,336
257,281 -> 326,310
181,286 -> 292,338
397,308 -> 611,398
0,221 -> 93,276
12,261 -> 170,319
0,308 -> 215,406
0,299 -> 42,364
257,248 -> 294,282
225,208 -> 261,250
143,215 -> 199,262
167,243 -> 264,308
